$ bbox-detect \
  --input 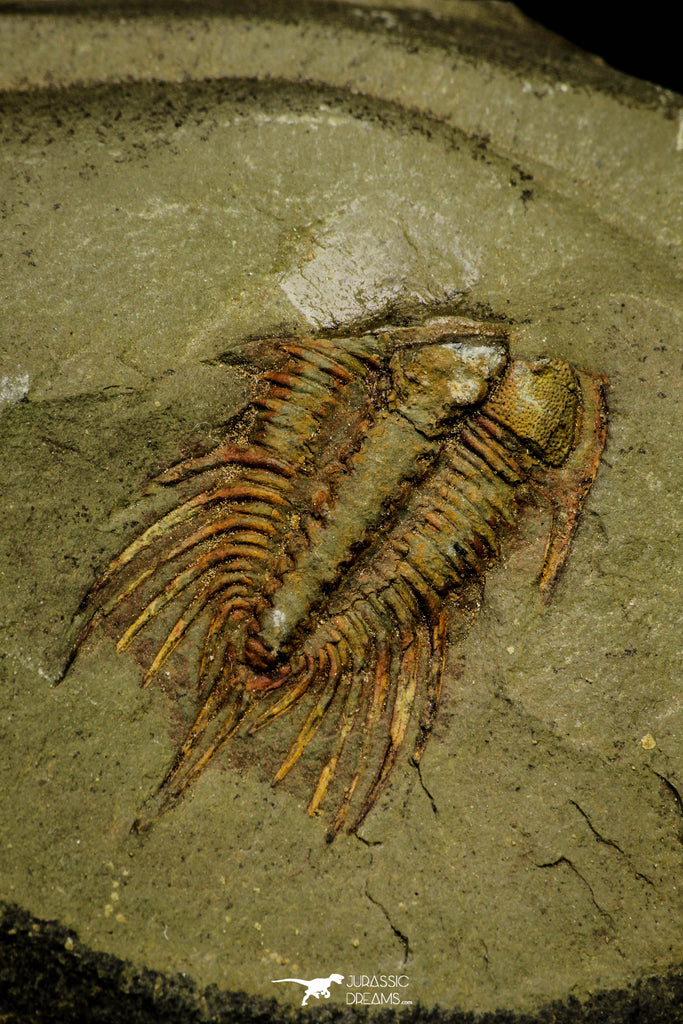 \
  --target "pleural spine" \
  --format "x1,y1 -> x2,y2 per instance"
60,318 -> 606,842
